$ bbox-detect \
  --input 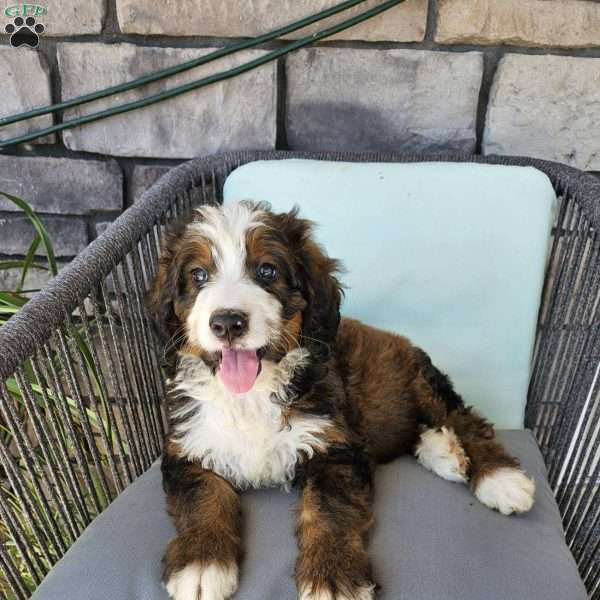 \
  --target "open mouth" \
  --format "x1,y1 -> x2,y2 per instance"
217,347 -> 265,394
